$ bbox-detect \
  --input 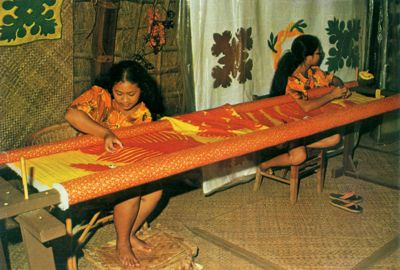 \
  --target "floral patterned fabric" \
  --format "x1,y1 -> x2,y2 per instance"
2,82 -> 396,210
69,85 -> 152,129
286,66 -> 334,100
